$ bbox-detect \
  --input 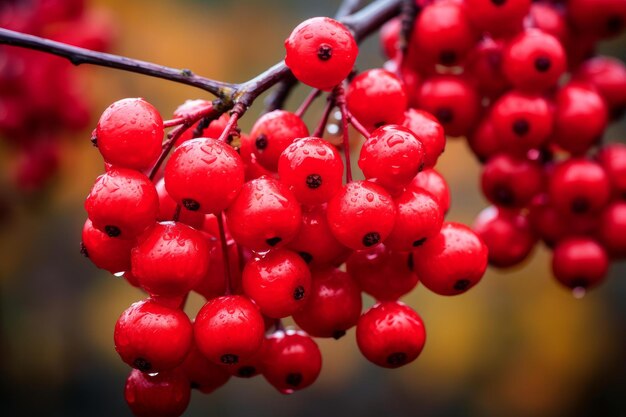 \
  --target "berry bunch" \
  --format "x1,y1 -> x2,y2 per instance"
79,12 -> 490,416
380,0 -> 626,295
0,0 -> 114,191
